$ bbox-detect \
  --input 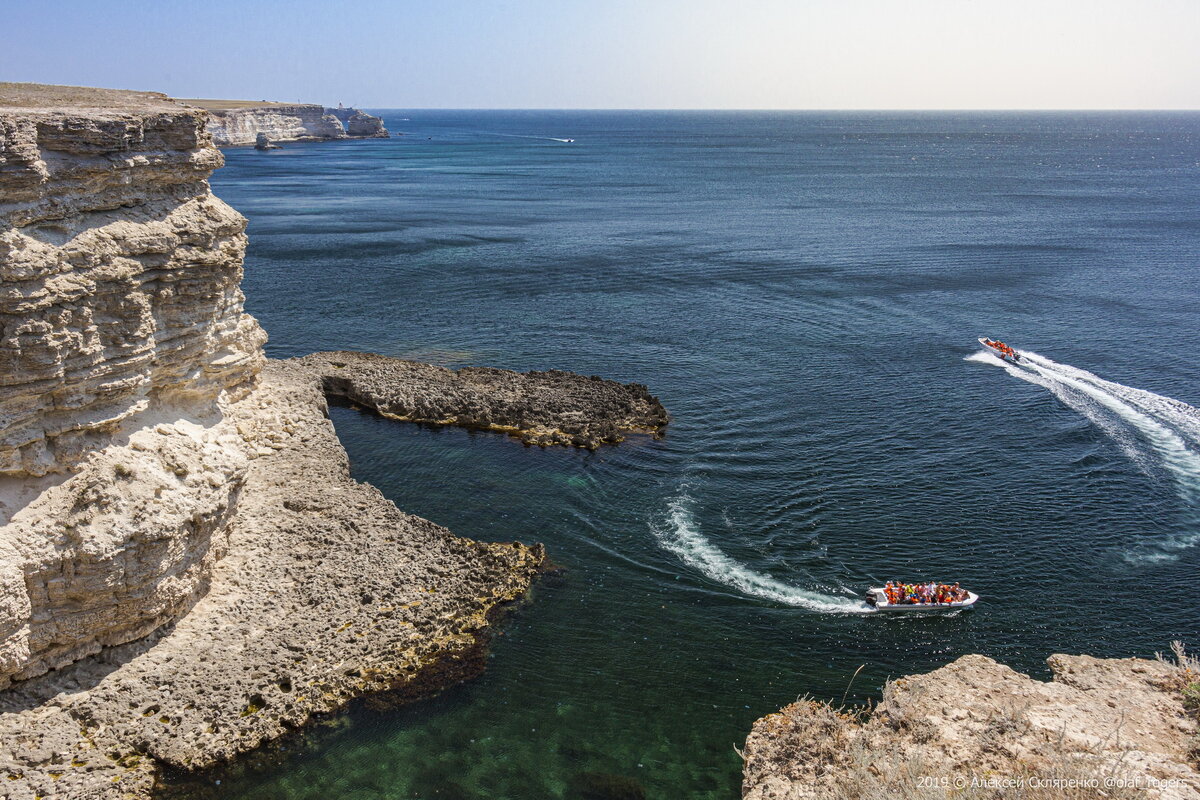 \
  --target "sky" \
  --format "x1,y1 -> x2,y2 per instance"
3,0 -> 1198,109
